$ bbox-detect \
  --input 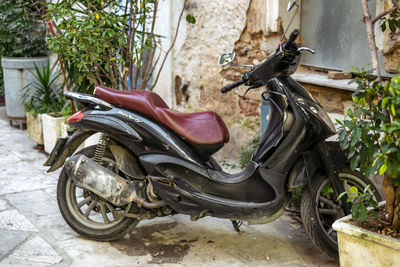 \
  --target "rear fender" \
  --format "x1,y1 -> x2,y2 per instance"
44,130 -> 95,172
